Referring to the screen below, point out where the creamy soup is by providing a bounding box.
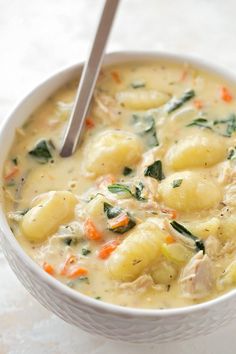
[4,60,236,309]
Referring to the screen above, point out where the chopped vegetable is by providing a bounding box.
[221,86,233,103]
[104,202,122,219]
[165,234,176,244]
[170,221,205,253]
[28,140,52,163]
[111,70,121,84]
[132,114,159,147]
[43,262,54,275]
[98,239,120,259]
[172,179,183,188]
[68,266,88,279]
[193,99,203,109]
[228,147,236,160]
[133,182,146,201]
[11,157,18,166]
[144,160,165,181]
[166,90,195,113]
[107,182,146,201]
[161,208,177,220]
[131,80,146,89]
[84,218,103,241]
[187,118,212,130]
[123,166,133,176]
[4,165,19,181]
[187,114,236,137]
[85,117,95,128]
[81,248,91,256]
[63,237,79,246]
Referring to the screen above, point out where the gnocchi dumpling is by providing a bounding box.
[116,90,169,110]
[184,217,220,239]
[165,133,227,170]
[219,215,236,241]
[158,171,221,211]
[84,130,143,176]
[21,191,77,242]
[107,220,166,281]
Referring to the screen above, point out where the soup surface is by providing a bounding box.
[4,60,236,309]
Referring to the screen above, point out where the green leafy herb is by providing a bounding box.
[81,248,91,256]
[11,157,18,166]
[228,147,236,160]
[144,160,165,181]
[166,89,195,113]
[186,118,212,129]
[132,114,159,147]
[170,221,205,253]
[131,80,146,89]
[28,140,53,163]
[103,202,136,234]
[123,166,133,176]
[104,202,123,219]
[63,237,78,246]
[67,276,90,288]
[213,114,236,137]
[107,184,132,196]
[95,296,101,300]
[172,179,183,188]
[134,182,146,201]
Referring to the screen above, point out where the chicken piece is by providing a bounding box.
[119,274,154,294]
[180,251,214,299]
[205,236,220,259]
[93,92,125,123]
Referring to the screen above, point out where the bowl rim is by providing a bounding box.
[1,50,236,318]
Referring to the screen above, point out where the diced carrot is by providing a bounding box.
[68,266,88,278]
[98,239,120,260]
[221,86,233,102]
[193,99,203,110]
[84,218,103,241]
[109,213,129,230]
[43,262,54,275]
[60,255,78,275]
[97,174,115,188]
[161,208,177,220]
[4,166,19,181]
[165,234,176,244]
[85,117,95,129]
[111,70,121,84]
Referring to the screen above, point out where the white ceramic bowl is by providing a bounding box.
[1,52,236,343]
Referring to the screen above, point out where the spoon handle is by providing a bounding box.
[60,0,120,157]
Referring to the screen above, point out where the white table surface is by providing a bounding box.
[1,0,236,352]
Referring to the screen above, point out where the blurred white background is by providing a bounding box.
[1,0,236,353]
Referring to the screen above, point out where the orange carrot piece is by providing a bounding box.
[165,235,176,244]
[85,117,95,129]
[60,255,78,275]
[221,86,233,102]
[43,262,54,275]
[109,213,129,230]
[193,99,203,110]
[4,166,19,181]
[98,240,120,260]
[111,70,121,84]
[84,218,103,241]
[68,266,88,278]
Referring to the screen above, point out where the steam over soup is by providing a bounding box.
[4,60,236,309]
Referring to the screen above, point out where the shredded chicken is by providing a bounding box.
[93,92,125,123]
[205,236,221,259]
[180,251,214,299]
[119,274,154,294]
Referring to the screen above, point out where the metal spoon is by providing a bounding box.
[60,0,120,157]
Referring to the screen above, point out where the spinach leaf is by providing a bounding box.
[186,118,212,129]
[213,114,236,137]
[170,221,205,253]
[228,147,236,160]
[132,114,159,147]
[81,248,91,256]
[134,182,146,201]
[123,166,133,176]
[172,179,183,188]
[144,160,165,181]
[104,202,123,219]
[12,157,18,166]
[107,184,132,196]
[28,140,52,163]
[166,90,195,113]
[63,236,79,246]
[131,80,146,89]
